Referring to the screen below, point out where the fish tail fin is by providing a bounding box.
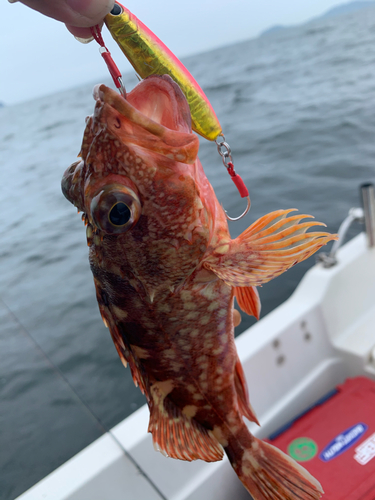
[225,433,323,500]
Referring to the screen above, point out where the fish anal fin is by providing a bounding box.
[148,383,224,462]
[234,286,261,320]
[205,209,338,287]
[234,356,260,425]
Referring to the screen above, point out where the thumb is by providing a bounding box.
[65,0,115,39]
[64,0,115,27]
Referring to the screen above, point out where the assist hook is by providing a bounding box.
[90,25,126,98]
[215,135,251,221]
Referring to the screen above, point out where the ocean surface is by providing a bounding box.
[1,5,375,499]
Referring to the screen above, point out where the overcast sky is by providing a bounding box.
[1,0,348,105]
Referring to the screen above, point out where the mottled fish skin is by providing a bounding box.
[62,75,332,499]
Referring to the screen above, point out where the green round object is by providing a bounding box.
[287,437,318,462]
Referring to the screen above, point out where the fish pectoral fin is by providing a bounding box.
[94,281,149,397]
[148,384,224,462]
[234,286,261,319]
[234,356,260,425]
[110,325,149,397]
[204,209,338,287]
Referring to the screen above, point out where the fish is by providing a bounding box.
[62,74,336,499]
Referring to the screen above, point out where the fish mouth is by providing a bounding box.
[93,75,199,164]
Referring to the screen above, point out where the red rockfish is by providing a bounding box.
[62,75,335,499]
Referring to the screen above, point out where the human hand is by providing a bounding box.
[10,0,115,39]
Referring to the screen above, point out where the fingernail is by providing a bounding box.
[8,0,19,3]
[74,36,94,44]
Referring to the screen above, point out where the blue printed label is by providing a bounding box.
[319,423,368,462]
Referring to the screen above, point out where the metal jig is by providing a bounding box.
[105,2,222,140]
[215,134,251,221]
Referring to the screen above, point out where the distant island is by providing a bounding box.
[321,0,375,17]
[261,25,285,37]
[260,0,375,36]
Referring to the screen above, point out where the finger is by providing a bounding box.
[65,24,97,40]
[16,0,114,27]
[64,0,115,27]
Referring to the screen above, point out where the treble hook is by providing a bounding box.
[215,134,251,221]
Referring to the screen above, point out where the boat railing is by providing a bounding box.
[318,182,375,268]
[361,182,375,247]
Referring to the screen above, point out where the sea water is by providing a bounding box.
[1,6,375,498]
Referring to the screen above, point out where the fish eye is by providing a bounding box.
[90,183,141,234]
[109,202,131,226]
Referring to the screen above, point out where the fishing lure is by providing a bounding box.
[104,2,222,142]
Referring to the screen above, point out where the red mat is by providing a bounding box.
[268,377,375,499]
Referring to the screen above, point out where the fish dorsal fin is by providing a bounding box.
[234,356,260,426]
[148,383,224,462]
[234,286,261,320]
[204,209,338,287]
